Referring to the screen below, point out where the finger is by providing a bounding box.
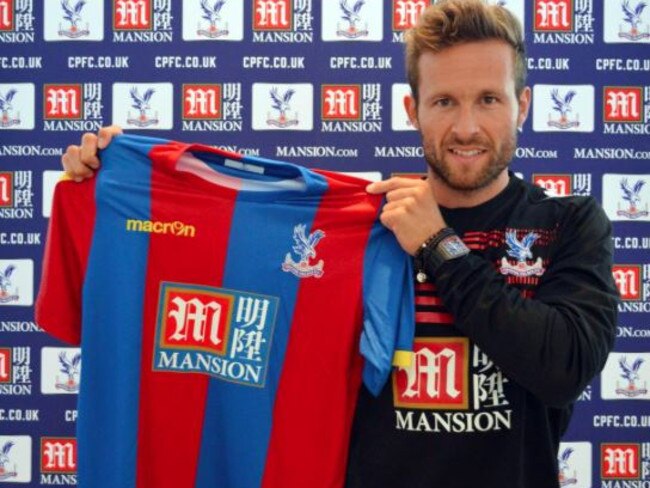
[62,146,94,181]
[80,133,101,169]
[385,186,422,203]
[382,197,417,214]
[97,125,123,149]
[367,177,421,194]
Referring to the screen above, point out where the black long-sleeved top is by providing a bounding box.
[346,175,618,488]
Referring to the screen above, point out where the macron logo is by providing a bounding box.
[125,219,196,237]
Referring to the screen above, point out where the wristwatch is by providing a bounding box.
[415,228,469,283]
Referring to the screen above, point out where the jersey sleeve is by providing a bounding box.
[35,175,97,345]
[430,197,618,407]
[360,222,415,396]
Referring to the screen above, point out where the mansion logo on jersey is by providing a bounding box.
[557,442,591,488]
[154,282,279,387]
[612,264,650,313]
[0,346,32,396]
[182,83,243,132]
[533,0,594,44]
[112,83,173,130]
[43,83,103,131]
[252,83,313,131]
[321,0,383,41]
[0,83,34,130]
[0,0,34,43]
[602,174,650,222]
[40,437,77,485]
[0,171,33,220]
[393,338,513,434]
[532,85,594,132]
[391,0,427,42]
[603,86,650,135]
[182,0,244,41]
[112,0,173,42]
[321,84,382,132]
[252,0,314,43]
[44,0,104,41]
[601,352,650,400]
[0,436,32,482]
[600,443,650,482]
[604,0,650,43]
[533,173,592,196]
[40,348,82,395]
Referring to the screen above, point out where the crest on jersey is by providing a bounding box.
[615,356,648,397]
[499,231,545,277]
[282,224,325,278]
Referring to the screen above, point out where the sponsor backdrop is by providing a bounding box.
[0,0,648,485]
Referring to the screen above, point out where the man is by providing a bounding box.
[62,1,617,487]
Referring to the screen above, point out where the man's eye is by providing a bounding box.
[483,96,497,104]
[435,98,451,107]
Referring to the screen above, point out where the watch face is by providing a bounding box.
[439,235,469,259]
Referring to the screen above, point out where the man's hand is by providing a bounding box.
[367,177,447,255]
[61,125,123,181]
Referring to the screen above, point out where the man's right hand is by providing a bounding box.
[61,125,123,181]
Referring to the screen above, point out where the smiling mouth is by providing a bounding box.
[449,148,487,157]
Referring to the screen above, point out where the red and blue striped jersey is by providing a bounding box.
[36,134,414,488]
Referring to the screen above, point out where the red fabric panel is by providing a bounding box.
[261,176,380,488]
[35,177,97,345]
[135,144,238,488]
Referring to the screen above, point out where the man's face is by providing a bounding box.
[406,40,530,193]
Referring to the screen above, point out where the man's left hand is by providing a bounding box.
[367,177,447,255]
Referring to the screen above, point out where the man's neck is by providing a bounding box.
[429,169,510,209]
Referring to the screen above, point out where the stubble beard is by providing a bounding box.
[423,130,518,193]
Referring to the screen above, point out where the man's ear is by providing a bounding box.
[517,86,531,130]
[404,93,419,129]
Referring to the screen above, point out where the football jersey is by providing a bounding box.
[36,134,414,488]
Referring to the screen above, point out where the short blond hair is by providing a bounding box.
[405,0,526,102]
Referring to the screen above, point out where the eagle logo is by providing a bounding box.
[282,224,326,278]
[0,265,19,303]
[59,0,90,38]
[558,447,578,486]
[126,87,159,127]
[500,230,545,277]
[337,0,369,38]
[0,89,20,128]
[615,356,648,397]
[620,0,649,39]
[198,0,229,38]
[548,89,580,129]
[0,441,18,480]
[267,87,299,127]
[617,178,648,218]
[55,351,82,392]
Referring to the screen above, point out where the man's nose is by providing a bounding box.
[451,106,480,142]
